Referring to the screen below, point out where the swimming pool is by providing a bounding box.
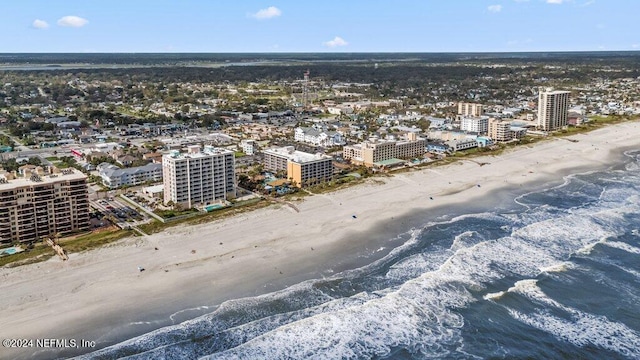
[204,204,224,212]
[0,246,23,256]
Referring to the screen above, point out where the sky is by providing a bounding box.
[2,0,638,53]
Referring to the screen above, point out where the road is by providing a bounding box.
[0,129,31,152]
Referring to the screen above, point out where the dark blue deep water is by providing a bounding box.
[83,151,640,359]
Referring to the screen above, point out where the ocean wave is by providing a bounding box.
[83,151,640,359]
[507,282,640,358]
[602,241,640,255]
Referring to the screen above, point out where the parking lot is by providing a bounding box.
[90,197,149,229]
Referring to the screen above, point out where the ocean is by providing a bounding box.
[80,150,640,360]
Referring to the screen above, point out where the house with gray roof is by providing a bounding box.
[294,127,345,147]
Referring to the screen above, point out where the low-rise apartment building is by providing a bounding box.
[342,133,426,167]
[99,163,163,189]
[488,118,514,142]
[294,127,345,147]
[263,146,333,187]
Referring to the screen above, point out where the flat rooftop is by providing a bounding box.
[264,147,331,164]
[164,147,234,161]
[0,169,86,191]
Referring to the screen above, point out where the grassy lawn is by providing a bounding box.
[0,228,132,268]
[139,198,270,234]
[54,162,72,169]
[60,228,133,253]
[153,208,200,219]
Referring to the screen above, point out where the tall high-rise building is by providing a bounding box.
[162,145,235,209]
[537,88,570,131]
[0,167,90,244]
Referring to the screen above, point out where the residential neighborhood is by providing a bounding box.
[1,53,639,246]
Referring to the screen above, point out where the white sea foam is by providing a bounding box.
[507,282,640,358]
[539,262,571,273]
[507,279,538,294]
[451,231,479,251]
[576,237,607,255]
[614,265,640,282]
[169,305,212,323]
[82,160,640,359]
[602,241,640,255]
[205,287,468,359]
[483,291,506,301]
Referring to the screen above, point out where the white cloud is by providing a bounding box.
[32,19,49,29]
[488,5,502,12]
[580,0,595,6]
[250,6,282,19]
[57,15,89,27]
[632,44,639,49]
[546,0,564,4]
[323,36,348,48]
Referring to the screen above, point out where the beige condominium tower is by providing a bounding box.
[263,146,333,187]
[538,88,570,131]
[0,167,90,244]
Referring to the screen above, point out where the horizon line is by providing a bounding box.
[1,50,640,55]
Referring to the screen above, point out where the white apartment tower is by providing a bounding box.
[460,116,489,134]
[163,145,235,209]
[538,88,570,131]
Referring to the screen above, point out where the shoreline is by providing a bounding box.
[1,121,639,359]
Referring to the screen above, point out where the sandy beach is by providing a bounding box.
[1,121,639,359]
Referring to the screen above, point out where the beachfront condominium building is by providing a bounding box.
[343,133,426,167]
[99,163,163,189]
[263,146,333,187]
[162,145,235,209]
[0,167,90,245]
[538,88,570,131]
[460,116,489,135]
[488,118,513,142]
[458,102,484,117]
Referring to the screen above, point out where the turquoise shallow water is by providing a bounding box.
[1,247,19,255]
